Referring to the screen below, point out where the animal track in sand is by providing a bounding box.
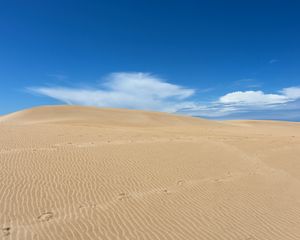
[37,212,54,222]
[78,203,97,210]
[176,180,185,186]
[1,227,10,237]
[118,192,130,200]
[162,189,171,194]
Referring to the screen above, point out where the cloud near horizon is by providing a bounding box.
[28,72,300,120]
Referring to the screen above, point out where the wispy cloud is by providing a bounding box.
[219,90,289,105]
[29,72,196,113]
[28,72,300,120]
[185,87,300,118]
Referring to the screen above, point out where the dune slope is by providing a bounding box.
[1,106,300,240]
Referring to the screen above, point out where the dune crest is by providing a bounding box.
[0,105,214,127]
[1,105,300,240]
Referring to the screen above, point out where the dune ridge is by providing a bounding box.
[0,105,214,127]
[1,106,300,240]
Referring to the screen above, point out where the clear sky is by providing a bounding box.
[1,0,300,120]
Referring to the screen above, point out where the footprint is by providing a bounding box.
[177,180,185,186]
[118,192,129,200]
[38,212,54,222]
[2,227,10,237]
[162,189,171,194]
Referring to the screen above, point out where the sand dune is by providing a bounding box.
[1,106,300,240]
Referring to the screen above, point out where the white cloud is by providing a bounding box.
[218,87,300,107]
[281,87,300,99]
[219,90,289,105]
[29,72,196,113]
[28,72,300,120]
[104,72,195,100]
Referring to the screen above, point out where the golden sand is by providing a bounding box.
[1,106,300,239]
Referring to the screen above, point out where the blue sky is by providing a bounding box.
[1,0,300,120]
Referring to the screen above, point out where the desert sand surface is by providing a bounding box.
[1,105,300,240]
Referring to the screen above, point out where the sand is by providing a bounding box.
[1,105,300,240]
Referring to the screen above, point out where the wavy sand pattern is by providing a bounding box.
[1,106,300,239]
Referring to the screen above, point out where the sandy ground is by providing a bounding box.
[1,105,300,240]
